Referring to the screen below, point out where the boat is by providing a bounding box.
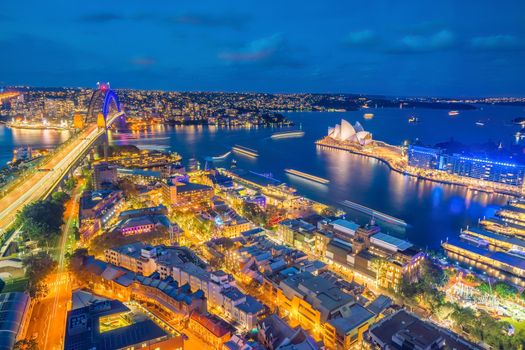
[271,130,305,139]
[364,113,374,120]
[475,121,485,127]
[408,116,419,123]
[340,200,407,227]
[205,151,231,161]
[448,110,459,116]
[232,145,258,158]
[284,169,330,184]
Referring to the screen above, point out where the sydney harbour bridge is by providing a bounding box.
[0,83,126,238]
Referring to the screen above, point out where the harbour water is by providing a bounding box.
[0,125,71,166]
[2,104,525,249]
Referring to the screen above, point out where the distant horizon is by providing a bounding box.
[3,83,525,101]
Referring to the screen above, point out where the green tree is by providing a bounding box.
[23,252,57,298]
[14,338,39,350]
[477,282,492,295]
[51,191,70,204]
[16,199,65,244]
[493,282,517,299]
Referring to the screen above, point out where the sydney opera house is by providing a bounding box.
[327,119,373,146]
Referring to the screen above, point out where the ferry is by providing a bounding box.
[363,113,374,120]
[284,169,330,184]
[271,130,305,139]
[408,116,419,123]
[232,145,258,158]
[448,110,460,116]
[341,200,408,227]
[205,151,231,161]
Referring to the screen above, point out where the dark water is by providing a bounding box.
[0,125,71,166]
[107,105,525,250]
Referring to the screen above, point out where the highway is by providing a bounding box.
[0,112,122,235]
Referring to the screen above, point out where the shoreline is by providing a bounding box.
[315,138,520,197]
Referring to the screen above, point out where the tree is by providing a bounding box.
[242,202,267,227]
[477,282,492,295]
[16,199,65,244]
[51,191,70,204]
[23,252,57,298]
[14,339,39,350]
[493,282,517,299]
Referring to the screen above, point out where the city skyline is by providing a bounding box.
[1,1,525,97]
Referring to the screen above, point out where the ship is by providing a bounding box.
[284,169,330,184]
[271,130,305,139]
[232,145,258,158]
[204,151,231,161]
[340,199,407,227]
[363,113,374,120]
[475,121,485,127]
[448,110,460,116]
[408,116,419,123]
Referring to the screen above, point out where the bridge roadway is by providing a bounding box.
[0,112,123,236]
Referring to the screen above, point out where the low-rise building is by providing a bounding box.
[0,292,31,350]
[64,291,184,350]
[368,309,480,350]
[162,180,214,208]
[189,312,235,349]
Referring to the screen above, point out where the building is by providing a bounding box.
[64,291,184,350]
[78,190,124,240]
[368,309,480,350]
[0,292,31,350]
[162,180,214,208]
[407,145,443,169]
[105,242,159,276]
[324,222,425,290]
[277,219,317,252]
[118,214,175,236]
[118,205,168,220]
[257,314,321,350]
[324,303,375,350]
[93,162,118,190]
[327,119,372,146]
[277,271,355,340]
[188,312,235,348]
[407,145,525,187]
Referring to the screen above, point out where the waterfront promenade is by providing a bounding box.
[315,137,523,197]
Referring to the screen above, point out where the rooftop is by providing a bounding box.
[371,232,413,251]
[327,304,374,335]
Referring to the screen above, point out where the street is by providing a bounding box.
[25,185,82,349]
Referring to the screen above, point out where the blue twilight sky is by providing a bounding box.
[1,0,524,97]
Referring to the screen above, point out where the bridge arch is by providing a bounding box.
[86,84,122,127]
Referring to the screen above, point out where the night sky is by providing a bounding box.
[1,1,524,97]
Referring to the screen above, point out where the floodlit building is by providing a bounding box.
[327,119,372,146]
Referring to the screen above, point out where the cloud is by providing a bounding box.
[218,34,306,70]
[343,30,378,47]
[78,12,124,23]
[167,13,251,30]
[390,30,456,53]
[470,35,522,51]
[131,57,156,66]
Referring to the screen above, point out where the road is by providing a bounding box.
[0,112,122,235]
[26,187,82,350]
